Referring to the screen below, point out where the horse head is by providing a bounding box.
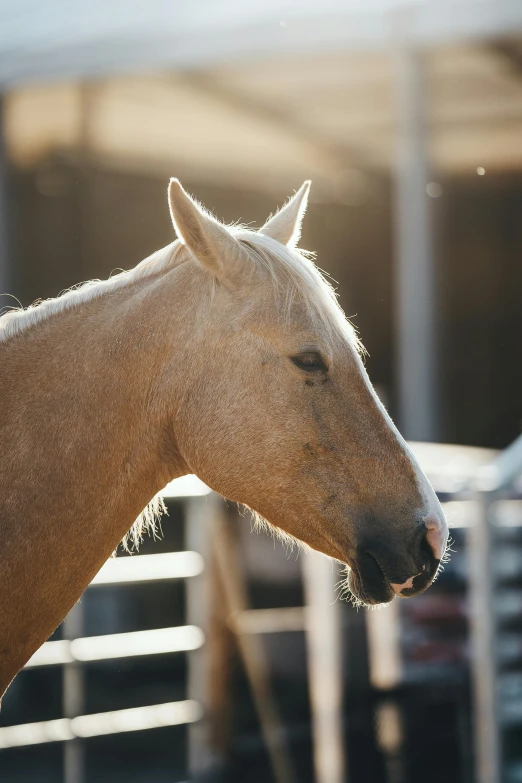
[166,179,448,605]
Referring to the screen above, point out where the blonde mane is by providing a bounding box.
[0,241,182,344]
[0,228,360,352]
[0,224,362,550]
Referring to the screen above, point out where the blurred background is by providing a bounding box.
[1,1,522,782]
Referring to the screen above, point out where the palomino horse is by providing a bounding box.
[0,179,447,698]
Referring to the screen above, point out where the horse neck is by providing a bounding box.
[0,266,192,691]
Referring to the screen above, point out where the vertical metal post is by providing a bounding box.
[0,94,11,301]
[468,495,500,783]
[366,599,402,691]
[366,574,405,782]
[186,494,217,779]
[302,554,345,783]
[62,601,85,783]
[394,49,438,441]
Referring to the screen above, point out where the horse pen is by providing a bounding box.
[0,443,521,783]
[2,3,522,783]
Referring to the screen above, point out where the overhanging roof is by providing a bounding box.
[1,1,522,88]
[7,43,522,192]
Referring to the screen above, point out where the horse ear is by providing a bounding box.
[260,180,311,247]
[168,178,250,285]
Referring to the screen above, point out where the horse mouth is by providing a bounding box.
[347,545,441,606]
[347,554,395,606]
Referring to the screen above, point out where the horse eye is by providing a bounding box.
[291,352,327,372]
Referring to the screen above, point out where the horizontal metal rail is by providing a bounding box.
[1,490,214,782]
[25,625,204,668]
[0,700,202,750]
[91,551,204,586]
[228,607,307,635]
[474,434,522,492]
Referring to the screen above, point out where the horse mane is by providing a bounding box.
[0,223,362,550]
[0,227,361,352]
[0,241,184,343]
[122,494,167,553]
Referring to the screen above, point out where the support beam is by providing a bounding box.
[394,49,438,441]
[0,95,11,305]
[181,73,386,196]
[490,40,522,80]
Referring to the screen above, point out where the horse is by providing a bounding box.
[0,178,448,698]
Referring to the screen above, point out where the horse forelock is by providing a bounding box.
[234,229,364,354]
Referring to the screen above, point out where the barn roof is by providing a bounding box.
[3,1,522,191]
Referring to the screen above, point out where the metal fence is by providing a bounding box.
[0,477,345,783]
[0,478,212,783]
[1,436,522,783]
[466,435,522,783]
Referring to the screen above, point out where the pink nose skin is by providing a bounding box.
[424,512,448,561]
[390,574,418,594]
[389,513,448,596]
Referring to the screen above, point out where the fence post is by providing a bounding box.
[302,553,345,783]
[62,601,85,783]
[185,493,221,780]
[468,494,500,783]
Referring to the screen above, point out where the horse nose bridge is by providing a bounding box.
[369,449,428,510]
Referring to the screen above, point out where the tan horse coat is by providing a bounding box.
[0,180,447,697]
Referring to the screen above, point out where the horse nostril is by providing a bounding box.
[390,529,440,597]
[354,552,396,605]
[419,530,438,581]
[424,512,448,561]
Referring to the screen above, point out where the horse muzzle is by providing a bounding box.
[347,513,447,606]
